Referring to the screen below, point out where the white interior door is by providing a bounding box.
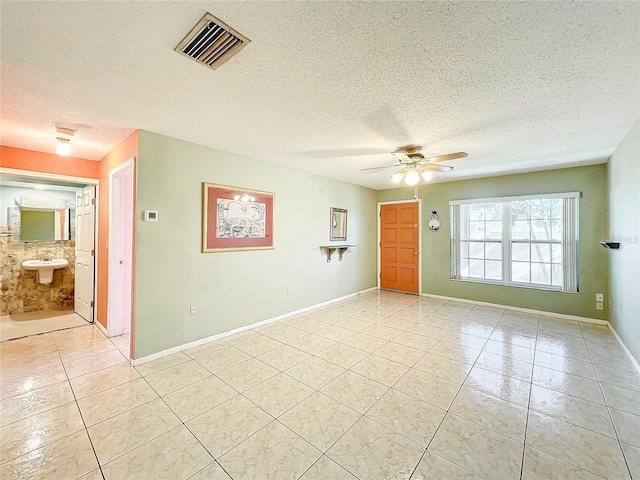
[108,160,134,337]
[75,186,96,321]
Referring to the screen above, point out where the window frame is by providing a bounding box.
[450,192,580,293]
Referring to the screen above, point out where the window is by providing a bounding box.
[450,193,580,293]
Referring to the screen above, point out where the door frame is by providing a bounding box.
[107,157,135,337]
[377,199,422,294]
[0,167,100,323]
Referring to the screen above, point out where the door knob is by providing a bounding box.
[119,260,124,265]
[414,251,418,256]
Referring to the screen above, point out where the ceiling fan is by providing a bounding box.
[360,145,468,186]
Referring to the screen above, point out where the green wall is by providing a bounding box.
[377,164,609,320]
[607,120,639,363]
[135,131,378,358]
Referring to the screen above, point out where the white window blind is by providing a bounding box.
[450,193,580,293]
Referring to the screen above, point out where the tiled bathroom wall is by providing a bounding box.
[0,231,75,315]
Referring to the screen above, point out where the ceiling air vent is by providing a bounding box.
[175,13,250,70]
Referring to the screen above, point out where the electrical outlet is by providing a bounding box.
[596,302,604,311]
[596,293,604,302]
[190,304,197,315]
[287,286,292,294]
[432,273,438,280]
[304,282,309,290]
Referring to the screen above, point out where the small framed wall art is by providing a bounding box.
[330,207,347,241]
[202,183,274,252]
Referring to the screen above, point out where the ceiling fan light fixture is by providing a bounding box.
[390,172,403,184]
[421,170,434,182]
[404,169,420,186]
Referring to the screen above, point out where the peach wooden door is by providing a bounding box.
[380,202,419,293]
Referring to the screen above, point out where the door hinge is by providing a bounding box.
[91,198,96,205]
[91,249,96,256]
[379,241,381,247]
[90,301,94,307]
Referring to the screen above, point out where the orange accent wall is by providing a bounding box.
[96,131,138,335]
[0,145,100,178]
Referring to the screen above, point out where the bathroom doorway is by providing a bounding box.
[0,168,99,341]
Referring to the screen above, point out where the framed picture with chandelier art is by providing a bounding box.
[202,183,275,252]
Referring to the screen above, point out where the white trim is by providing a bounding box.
[94,319,108,336]
[0,167,99,185]
[109,157,134,177]
[449,191,581,205]
[377,200,422,294]
[420,292,608,325]
[131,286,377,366]
[1,180,82,192]
[107,158,135,337]
[92,185,99,325]
[608,324,640,375]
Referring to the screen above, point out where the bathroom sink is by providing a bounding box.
[22,259,69,284]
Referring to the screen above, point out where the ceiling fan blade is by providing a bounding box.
[423,152,468,163]
[359,164,398,172]
[424,164,454,172]
[391,151,411,163]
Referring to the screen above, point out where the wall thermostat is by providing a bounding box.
[144,210,159,222]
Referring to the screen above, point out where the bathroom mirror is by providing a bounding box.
[18,208,72,241]
[330,207,347,241]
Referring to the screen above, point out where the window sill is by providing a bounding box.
[450,277,578,294]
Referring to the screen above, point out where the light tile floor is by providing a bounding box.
[0,290,638,479]
[0,308,88,342]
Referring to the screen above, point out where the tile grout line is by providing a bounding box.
[525,321,616,479]
[519,312,540,480]
[581,321,636,480]
[8,293,632,479]
[135,297,413,479]
[412,304,505,478]
[221,294,429,479]
[406,304,505,480]
[130,361,230,479]
[58,332,107,480]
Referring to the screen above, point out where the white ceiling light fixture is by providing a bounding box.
[55,127,75,156]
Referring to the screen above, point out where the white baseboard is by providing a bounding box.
[94,319,108,336]
[607,324,640,375]
[131,286,378,366]
[419,292,608,325]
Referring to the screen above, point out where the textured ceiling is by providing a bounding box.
[1,1,638,190]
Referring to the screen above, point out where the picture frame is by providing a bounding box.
[330,207,347,241]
[202,183,275,252]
